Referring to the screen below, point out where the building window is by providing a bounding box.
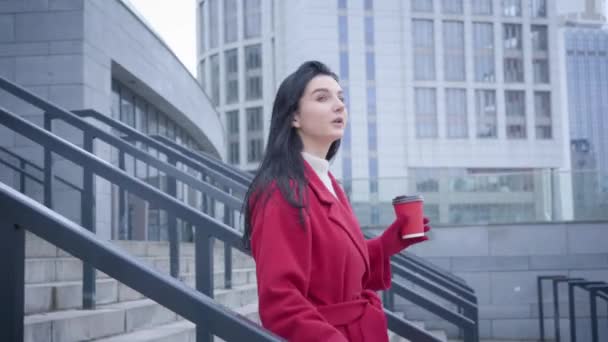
[504,58,524,82]
[224,0,238,43]
[442,0,462,14]
[475,90,497,138]
[531,25,548,51]
[532,25,549,83]
[505,90,526,139]
[198,2,205,52]
[210,54,220,106]
[503,24,522,50]
[225,49,239,104]
[472,0,493,15]
[412,168,440,192]
[473,22,495,82]
[412,0,433,13]
[535,91,551,139]
[446,88,468,138]
[413,20,435,81]
[533,59,549,83]
[504,24,523,83]
[245,44,263,100]
[502,0,521,17]
[199,59,206,92]
[246,107,264,162]
[244,0,261,39]
[443,21,465,81]
[415,88,438,138]
[530,0,547,18]
[208,0,219,48]
[226,110,240,164]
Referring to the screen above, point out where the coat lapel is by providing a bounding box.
[304,161,370,273]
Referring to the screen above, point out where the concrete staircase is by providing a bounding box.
[23,232,258,342]
[24,232,451,341]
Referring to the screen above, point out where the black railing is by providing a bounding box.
[0,104,257,341]
[0,182,281,342]
[537,275,608,342]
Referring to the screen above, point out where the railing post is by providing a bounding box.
[196,231,214,342]
[167,156,180,278]
[0,220,25,342]
[537,275,566,341]
[43,114,53,208]
[19,159,26,193]
[82,132,96,309]
[590,288,598,342]
[224,186,233,289]
[118,150,127,239]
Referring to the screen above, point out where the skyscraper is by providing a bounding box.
[197,0,574,224]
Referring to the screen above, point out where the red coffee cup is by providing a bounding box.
[392,195,425,239]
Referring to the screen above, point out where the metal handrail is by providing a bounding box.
[402,250,469,287]
[0,182,281,342]
[152,134,253,185]
[0,105,247,341]
[384,310,443,342]
[568,280,606,342]
[0,146,82,193]
[72,109,248,196]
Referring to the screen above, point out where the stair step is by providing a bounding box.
[93,303,260,342]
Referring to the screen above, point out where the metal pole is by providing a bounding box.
[538,276,545,341]
[196,231,214,342]
[0,221,25,342]
[43,114,53,208]
[167,156,180,278]
[590,289,598,342]
[553,279,561,342]
[82,132,96,309]
[223,188,233,289]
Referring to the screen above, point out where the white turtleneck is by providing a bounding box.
[301,152,337,198]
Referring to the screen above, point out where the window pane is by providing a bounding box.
[412,0,433,12]
[531,25,548,52]
[530,0,547,18]
[415,88,438,138]
[535,91,551,139]
[504,58,524,82]
[225,49,239,104]
[224,0,238,43]
[199,2,205,52]
[443,21,465,81]
[505,90,526,139]
[475,90,497,138]
[413,20,435,80]
[246,107,264,163]
[209,0,219,48]
[502,0,521,17]
[446,88,468,138]
[533,59,549,83]
[210,54,220,106]
[442,0,462,14]
[245,44,263,100]
[473,22,495,82]
[472,0,493,15]
[244,0,261,39]
[503,24,522,50]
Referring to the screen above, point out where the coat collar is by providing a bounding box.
[303,160,370,273]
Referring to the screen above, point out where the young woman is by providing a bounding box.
[243,61,430,342]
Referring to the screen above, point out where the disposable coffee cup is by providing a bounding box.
[392,195,425,239]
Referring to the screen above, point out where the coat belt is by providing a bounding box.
[316,290,383,327]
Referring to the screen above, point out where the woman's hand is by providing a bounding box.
[379,216,431,256]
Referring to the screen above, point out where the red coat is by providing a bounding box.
[250,161,392,341]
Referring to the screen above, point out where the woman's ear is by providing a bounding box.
[292,112,301,128]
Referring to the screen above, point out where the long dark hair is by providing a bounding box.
[242,61,341,249]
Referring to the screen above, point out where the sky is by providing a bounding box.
[128,0,197,76]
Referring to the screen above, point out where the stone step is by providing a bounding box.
[24,268,257,314]
[24,284,258,342]
[25,233,241,259]
[93,304,260,342]
[25,253,254,284]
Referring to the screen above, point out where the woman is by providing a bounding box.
[243,61,430,342]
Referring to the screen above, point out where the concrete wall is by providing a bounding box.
[0,0,223,239]
[369,221,608,340]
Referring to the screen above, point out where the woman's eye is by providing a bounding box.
[338,97,345,102]
[317,95,327,102]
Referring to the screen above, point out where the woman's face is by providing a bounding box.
[292,75,347,147]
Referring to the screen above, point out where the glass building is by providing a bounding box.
[197,0,573,225]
